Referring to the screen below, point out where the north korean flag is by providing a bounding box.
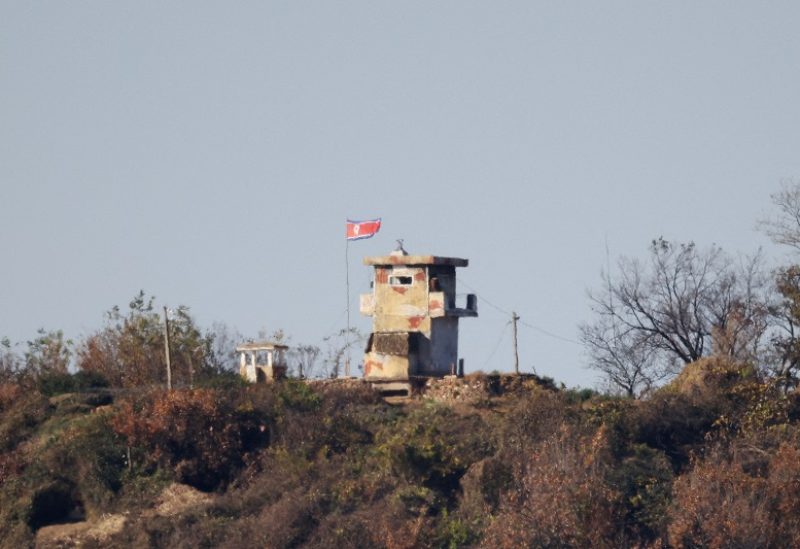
[346,218,381,241]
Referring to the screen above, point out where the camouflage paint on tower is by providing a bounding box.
[360,246,477,394]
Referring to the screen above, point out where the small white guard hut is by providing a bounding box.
[236,341,289,382]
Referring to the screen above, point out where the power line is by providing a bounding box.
[458,278,511,316]
[458,277,582,346]
[323,308,349,338]
[518,319,582,345]
[483,321,510,369]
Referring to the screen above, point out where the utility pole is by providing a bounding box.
[512,311,520,375]
[188,353,194,390]
[163,306,172,390]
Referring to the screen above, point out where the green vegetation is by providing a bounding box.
[2,361,800,547]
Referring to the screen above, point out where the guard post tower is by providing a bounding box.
[360,244,477,396]
[236,341,288,383]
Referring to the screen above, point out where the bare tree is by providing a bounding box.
[759,183,800,252]
[257,328,289,344]
[580,313,665,398]
[765,266,800,390]
[582,239,770,395]
[322,327,364,378]
[291,344,321,378]
[206,321,243,373]
[757,183,800,388]
[708,251,772,362]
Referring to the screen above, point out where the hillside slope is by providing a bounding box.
[2,363,800,548]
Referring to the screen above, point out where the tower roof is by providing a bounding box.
[363,254,468,267]
[236,341,289,352]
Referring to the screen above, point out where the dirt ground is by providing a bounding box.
[34,483,212,548]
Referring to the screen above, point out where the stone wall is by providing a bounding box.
[421,373,556,403]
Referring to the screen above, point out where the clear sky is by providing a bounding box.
[2,2,799,387]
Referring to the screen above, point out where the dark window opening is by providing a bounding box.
[389,275,413,286]
[380,388,410,398]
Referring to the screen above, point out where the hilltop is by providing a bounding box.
[2,359,800,548]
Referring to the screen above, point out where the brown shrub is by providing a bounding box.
[374,403,493,497]
[0,391,50,453]
[482,425,623,548]
[111,388,270,491]
[272,382,383,460]
[458,457,513,517]
[0,383,21,413]
[667,356,758,400]
[0,448,24,484]
[222,485,321,548]
[668,443,800,548]
[498,387,574,455]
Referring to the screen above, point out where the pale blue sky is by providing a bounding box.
[2,2,798,387]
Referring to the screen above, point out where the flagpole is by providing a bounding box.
[344,218,380,378]
[345,237,350,378]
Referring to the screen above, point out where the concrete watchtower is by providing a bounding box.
[359,246,477,395]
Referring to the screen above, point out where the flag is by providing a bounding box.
[346,218,381,241]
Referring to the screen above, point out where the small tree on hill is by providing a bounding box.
[0,337,21,383]
[24,329,72,377]
[77,291,212,388]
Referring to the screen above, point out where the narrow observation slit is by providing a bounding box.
[389,275,413,286]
